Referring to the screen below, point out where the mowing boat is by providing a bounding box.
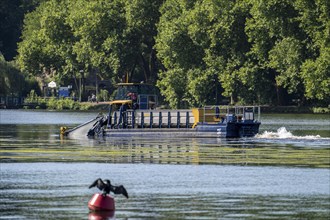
[64,83,261,138]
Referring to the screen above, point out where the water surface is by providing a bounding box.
[1,163,329,219]
[0,109,329,219]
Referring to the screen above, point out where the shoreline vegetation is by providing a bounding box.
[1,91,328,113]
[1,97,328,114]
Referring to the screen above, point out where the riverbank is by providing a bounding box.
[261,106,329,114]
[1,100,329,113]
[51,103,330,114]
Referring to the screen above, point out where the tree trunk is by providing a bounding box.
[276,84,280,106]
[149,49,156,83]
[129,57,138,82]
[230,91,237,105]
[140,54,150,83]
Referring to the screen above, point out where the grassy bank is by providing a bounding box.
[22,101,329,113]
[23,97,109,111]
[257,106,329,114]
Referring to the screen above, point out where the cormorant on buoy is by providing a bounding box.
[89,178,129,198]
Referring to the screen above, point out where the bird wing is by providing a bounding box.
[89,178,105,191]
[112,185,129,198]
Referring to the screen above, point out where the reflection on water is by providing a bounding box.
[1,128,329,167]
[89,211,115,220]
[1,110,330,219]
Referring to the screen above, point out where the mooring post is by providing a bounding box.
[107,106,112,128]
[124,111,128,128]
[132,111,135,128]
[168,112,171,128]
[159,112,162,128]
[141,112,144,128]
[150,112,153,128]
[114,112,117,126]
[177,111,180,128]
[186,111,189,128]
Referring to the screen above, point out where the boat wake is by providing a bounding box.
[253,127,330,147]
[255,127,323,140]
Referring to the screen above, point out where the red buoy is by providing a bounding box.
[88,193,115,211]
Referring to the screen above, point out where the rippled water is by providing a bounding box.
[1,163,329,219]
[0,109,330,219]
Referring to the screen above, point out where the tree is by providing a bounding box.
[155,0,252,106]
[67,0,125,78]
[202,1,252,104]
[246,0,330,105]
[156,68,188,109]
[0,0,46,61]
[17,0,74,80]
[301,47,330,101]
[13,0,330,107]
[0,0,23,61]
[0,54,28,97]
[268,37,303,94]
[17,0,165,90]
[245,0,304,105]
[124,0,164,83]
[155,0,205,108]
[295,0,330,102]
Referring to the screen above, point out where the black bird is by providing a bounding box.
[89,178,129,198]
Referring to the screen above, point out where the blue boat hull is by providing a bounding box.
[196,122,260,138]
[101,122,260,138]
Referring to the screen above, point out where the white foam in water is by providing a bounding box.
[256,127,322,140]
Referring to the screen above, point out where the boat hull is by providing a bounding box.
[103,122,261,138]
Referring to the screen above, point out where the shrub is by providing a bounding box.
[46,97,58,110]
[80,102,93,110]
[24,91,89,110]
[312,107,330,114]
[25,90,38,103]
[98,89,109,102]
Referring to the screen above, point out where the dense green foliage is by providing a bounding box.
[1,0,329,108]
[155,0,329,107]
[0,0,45,60]
[16,0,163,86]
[24,90,93,110]
[0,54,35,97]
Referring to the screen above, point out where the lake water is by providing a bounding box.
[0,109,329,219]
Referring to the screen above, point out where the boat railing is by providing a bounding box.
[106,105,260,129]
[198,105,260,124]
[107,109,195,129]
